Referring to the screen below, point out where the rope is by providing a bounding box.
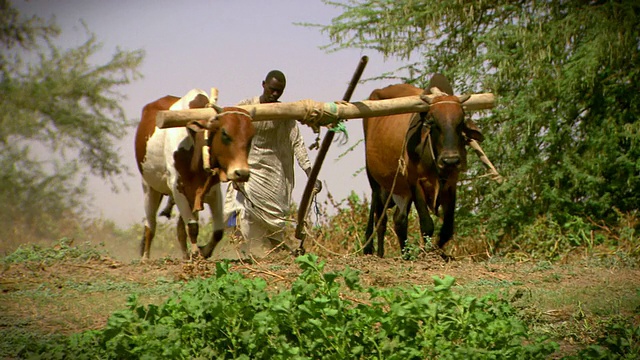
[298,99,341,133]
[328,121,348,137]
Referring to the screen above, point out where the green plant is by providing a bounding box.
[20,254,558,359]
[1,238,104,265]
[564,318,640,359]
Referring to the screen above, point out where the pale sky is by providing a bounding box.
[15,0,409,227]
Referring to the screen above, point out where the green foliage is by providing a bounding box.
[313,0,640,252]
[314,191,376,254]
[564,318,640,360]
[20,254,557,359]
[312,191,638,262]
[1,237,103,265]
[0,1,144,240]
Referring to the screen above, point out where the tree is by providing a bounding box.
[315,0,640,251]
[0,0,144,240]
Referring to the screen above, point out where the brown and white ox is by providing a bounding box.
[362,74,484,260]
[135,89,255,260]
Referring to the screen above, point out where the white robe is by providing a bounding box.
[224,96,312,239]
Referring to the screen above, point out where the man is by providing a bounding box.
[223,70,321,258]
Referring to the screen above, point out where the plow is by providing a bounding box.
[155,58,496,254]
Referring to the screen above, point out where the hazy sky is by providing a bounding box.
[15,0,409,227]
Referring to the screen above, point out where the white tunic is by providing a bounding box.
[224,96,312,236]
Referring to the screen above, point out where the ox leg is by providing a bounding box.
[375,188,393,257]
[365,169,391,257]
[375,208,388,258]
[363,198,377,255]
[177,216,200,260]
[159,196,175,219]
[176,216,189,260]
[413,184,435,252]
[172,190,201,260]
[364,172,378,255]
[364,186,387,256]
[392,197,411,258]
[437,190,457,261]
[187,220,200,259]
[364,195,386,256]
[199,184,224,258]
[141,185,163,261]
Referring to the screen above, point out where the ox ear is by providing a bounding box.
[186,120,208,134]
[463,119,484,143]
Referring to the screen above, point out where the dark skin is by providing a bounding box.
[260,77,286,104]
[257,75,322,192]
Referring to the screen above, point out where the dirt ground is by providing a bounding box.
[1,241,639,357]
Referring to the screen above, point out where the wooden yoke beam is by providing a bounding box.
[156,92,495,129]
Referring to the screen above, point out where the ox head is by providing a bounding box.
[421,94,484,173]
[185,106,255,182]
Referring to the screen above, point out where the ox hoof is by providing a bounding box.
[441,254,454,262]
[198,244,215,259]
[436,250,454,262]
[291,247,305,257]
[183,251,202,262]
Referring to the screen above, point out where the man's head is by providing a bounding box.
[260,70,286,103]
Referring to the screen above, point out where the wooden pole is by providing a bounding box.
[295,55,369,251]
[156,92,495,129]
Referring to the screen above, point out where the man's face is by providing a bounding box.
[261,77,285,103]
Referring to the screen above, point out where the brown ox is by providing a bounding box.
[135,89,255,260]
[362,74,483,260]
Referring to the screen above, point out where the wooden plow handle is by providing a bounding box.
[294,55,369,253]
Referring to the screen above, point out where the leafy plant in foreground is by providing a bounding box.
[21,254,557,359]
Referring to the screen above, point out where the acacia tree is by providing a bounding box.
[317,0,640,250]
[0,1,143,238]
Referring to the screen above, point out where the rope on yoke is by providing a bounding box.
[298,99,341,133]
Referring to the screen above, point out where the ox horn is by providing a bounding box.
[421,86,448,105]
[210,103,224,114]
[457,94,471,103]
[429,87,448,96]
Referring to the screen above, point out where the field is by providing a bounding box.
[1,230,639,358]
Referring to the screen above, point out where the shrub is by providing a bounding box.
[21,254,557,359]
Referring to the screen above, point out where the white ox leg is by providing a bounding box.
[141,182,163,261]
[172,189,200,260]
[200,183,224,258]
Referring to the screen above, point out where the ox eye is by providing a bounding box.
[221,128,231,145]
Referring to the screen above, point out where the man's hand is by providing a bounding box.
[313,178,323,193]
[305,168,323,193]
